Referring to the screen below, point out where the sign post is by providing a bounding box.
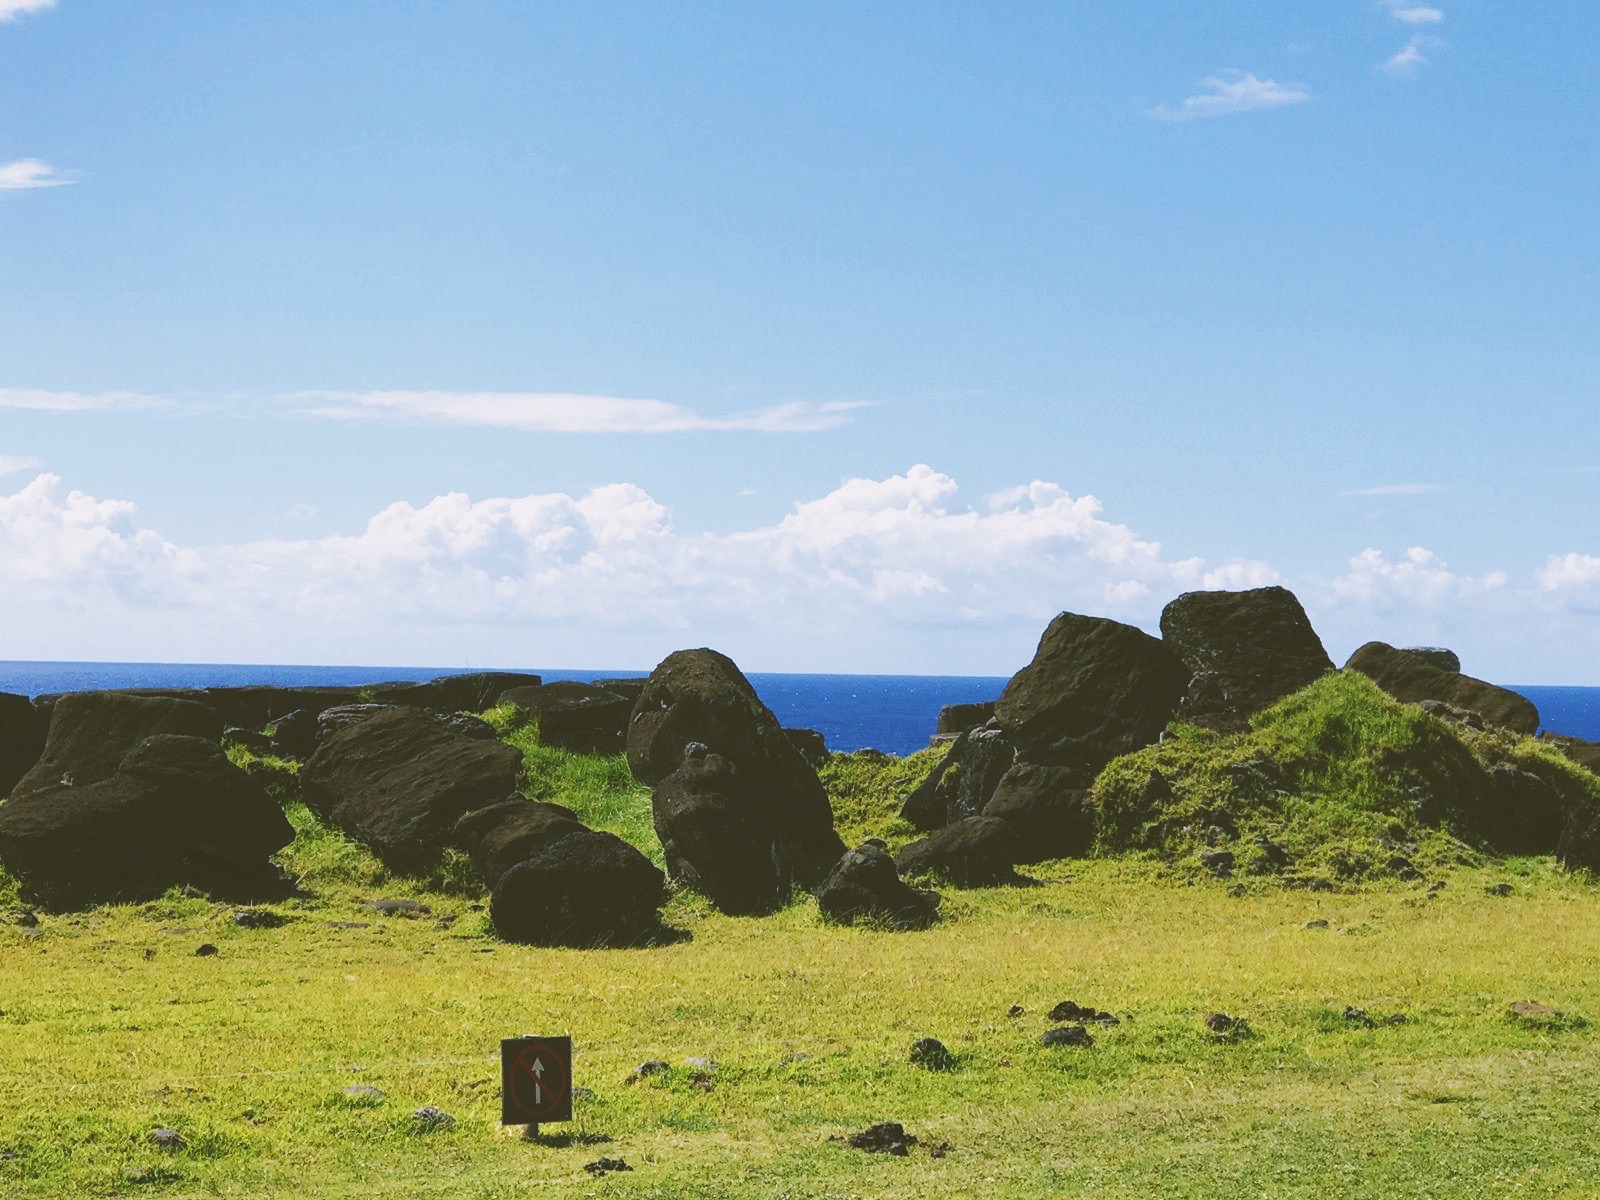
[500,1035,574,1137]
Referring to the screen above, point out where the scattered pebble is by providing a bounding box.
[194,944,219,957]
[841,1121,918,1156]
[146,1128,185,1151]
[1343,1006,1376,1028]
[909,1037,955,1071]
[1427,880,1447,893]
[1308,880,1334,893]
[1304,919,1329,930]
[1488,882,1514,897]
[1048,1000,1119,1024]
[1039,1024,1094,1048]
[6,909,38,928]
[584,1156,632,1176]
[1509,1000,1563,1021]
[343,1085,386,1100]
[1006,1003,1025,1018]
[141,947,156,960]
[326,921,370,930]
[411,1106,455,1132]
[1204,1012,1251,1039]
[628,1060,670,1083]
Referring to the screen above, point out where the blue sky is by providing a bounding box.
[2,0,1597,681]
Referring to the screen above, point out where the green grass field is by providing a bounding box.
[5,706,1600,1197]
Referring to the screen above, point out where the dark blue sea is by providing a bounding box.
[1,662,1595,756]
[0,661,1012,757]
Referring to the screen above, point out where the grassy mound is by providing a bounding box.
[1091,671,1600,882]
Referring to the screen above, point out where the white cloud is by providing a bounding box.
[0,388,166,411]
[1382,2,1444,26]
[1329,546,1507,607]
[1149,70,1310,122]
[1341,482,1443,497]
[0,159,75,190]
[8,468,1599,680]
[1537,553,1600,594]
[296,390,869,434]
[0,466,1277,668]
[1381,36,1434,75]
[0,0,55,22]
[0,454,41,476]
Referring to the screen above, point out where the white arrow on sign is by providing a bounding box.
[530,1057,545,1105]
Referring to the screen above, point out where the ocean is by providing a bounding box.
[1,661,1596,757]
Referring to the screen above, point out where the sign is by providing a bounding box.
[500,1035,573,1126]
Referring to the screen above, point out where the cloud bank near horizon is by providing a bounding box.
[1,466,1593,680]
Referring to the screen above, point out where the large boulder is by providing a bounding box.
[490,829,666,947]
[629,649,844,901]
[12,691,222,798]
[900,725,1015,830]
[300,706,522,874]
[935,701,997,737]
[993,613,1189,783]
[895,816,1021,887]
[0,733,293,905]
[0,692,46,797]
[1483,765,1566,855]
[451,797,588,889]
[1160,586,1334,724]
[1344,643,1539,735]
[499,682,633,754]
[1558,804,1600,874]
[650,746,792,915]
[816,842,939,928]
[982,762,1096,862]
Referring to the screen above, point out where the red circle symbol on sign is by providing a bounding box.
[508,1045,569,1120]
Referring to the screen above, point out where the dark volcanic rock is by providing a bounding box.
[815,842,939,928]
[909,1037,955,1070]
[900,725,1015,830]
[13,691,222,799]
[451,798,587,889]
[1557,804,1600,874]
[981,762,1094,861]
[845,1121,918,1155]
[1160,586,1334,722]
[498,682,634,754]
[0,691,46,797]
[993,612,1188,783]
[1344,642,1539,734]
[1483,765,1565,855]
[301,706,522,874]
[425,671,545,713]
[935,701,997,737]
[783,727,829,768]
[630,649,844,902]
[0,733,292,905]
[649,747,790,914]
[1403,647,1461,674]
[895,816,1020,887]
[489,829,666,946]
